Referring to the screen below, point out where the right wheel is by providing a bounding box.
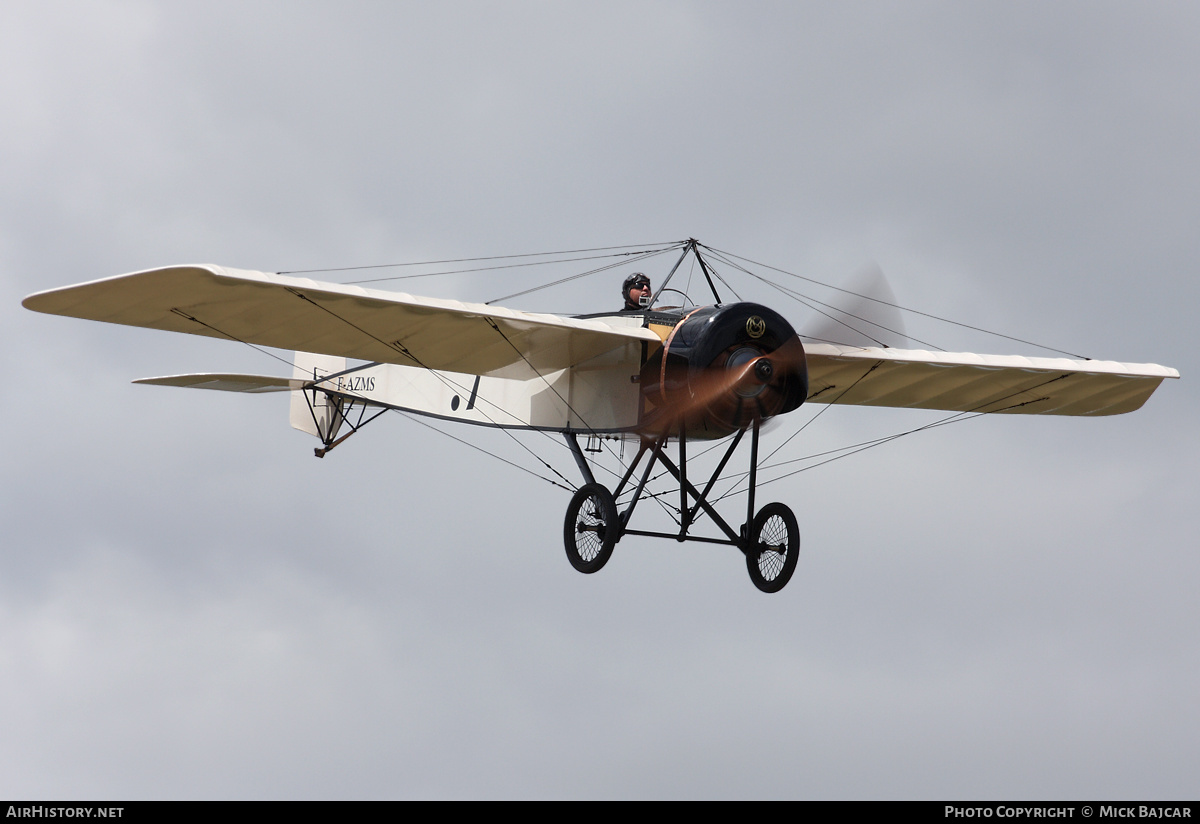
[745,502,799,593]
[564,482,618,574]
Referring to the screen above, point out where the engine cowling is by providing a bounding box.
[638,302,808,439]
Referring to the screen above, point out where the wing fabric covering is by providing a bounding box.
[804,344,1179,416]
[22,265,661,378]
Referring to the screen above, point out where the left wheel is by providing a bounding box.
[745,502,799,593]
[564,482,619,574]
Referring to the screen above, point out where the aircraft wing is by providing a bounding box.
[803,344,1179,416]
[23,265,661,377]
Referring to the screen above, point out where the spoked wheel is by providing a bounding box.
[564,482,619,574]
[745,502,799,593]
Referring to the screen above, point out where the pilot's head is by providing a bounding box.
[622,272,651,310]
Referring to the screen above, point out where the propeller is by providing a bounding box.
[649,335,807,437]
[803,262,908,349]
[633,265,908,440]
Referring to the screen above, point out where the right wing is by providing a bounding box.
[804,344,1178,416]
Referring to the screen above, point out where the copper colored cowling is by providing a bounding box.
[638,303,807,439]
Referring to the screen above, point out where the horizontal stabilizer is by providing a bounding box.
[134,373,300,393]
[804,344,1179,416]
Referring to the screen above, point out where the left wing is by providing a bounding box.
[23,264,661,377]
[804,344,1178,416]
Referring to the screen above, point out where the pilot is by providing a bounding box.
[622,272,651,311]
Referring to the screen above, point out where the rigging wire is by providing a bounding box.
[278,241,679,276]
[710,413,983,499]
[395,411,573,491]
[484,244,683,305]
[167,308,299,371]
[347,248,678,286]
[709,374,1071,502]
[699,246,926,349]
[701,243,1089,359]
[752,394,1051,489]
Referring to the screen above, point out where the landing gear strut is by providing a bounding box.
[561,420,800,593]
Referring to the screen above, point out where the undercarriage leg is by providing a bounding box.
[564,433,596,486]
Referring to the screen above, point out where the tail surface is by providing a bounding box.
[290,352,347,442]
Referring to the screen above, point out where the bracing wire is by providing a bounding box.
[395,411,573,491]
[698,246,928,349]
[485,244,684,305]
[707,373,1071,503]
[349,248,677,287]
[279,241,680,277]
[701,243,1089,359]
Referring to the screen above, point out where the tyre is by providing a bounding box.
[745,502,799,593]
[564,483,618,574]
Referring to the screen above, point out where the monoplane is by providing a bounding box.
[22,239,1178,593]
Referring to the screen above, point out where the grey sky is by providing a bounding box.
[2,1,1196,799]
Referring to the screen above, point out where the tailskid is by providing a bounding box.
[290,352,389,457]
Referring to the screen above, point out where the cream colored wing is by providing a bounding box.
[23,264,661,377]
[804,344,1178,416]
